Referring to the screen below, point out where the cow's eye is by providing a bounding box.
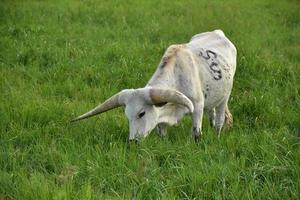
[138,111,145,118]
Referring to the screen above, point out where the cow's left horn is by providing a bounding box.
[148,88,194,113]
[71,91,125,122]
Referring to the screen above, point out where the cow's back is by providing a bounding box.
[187,30,237,73]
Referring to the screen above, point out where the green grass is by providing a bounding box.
[0,0,299,199]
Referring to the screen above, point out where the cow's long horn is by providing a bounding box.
[71,92,124,122]
[148,88,194,113]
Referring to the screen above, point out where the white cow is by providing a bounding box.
[71,30,237,142]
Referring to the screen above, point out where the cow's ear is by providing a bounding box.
[154,102,167,107]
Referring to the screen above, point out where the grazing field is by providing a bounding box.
[0,0,299,199]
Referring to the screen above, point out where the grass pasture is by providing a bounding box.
[0,0,300,199]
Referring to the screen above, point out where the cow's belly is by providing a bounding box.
[203,78,232,110]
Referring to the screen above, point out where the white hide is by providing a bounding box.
[146,30,236,139]
[72,30,237,141]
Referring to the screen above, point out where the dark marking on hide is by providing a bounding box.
[160,60,167,68]
[214,73,222,80]
[209,62,219,72]
[199,49,223,81]
[199,50,217,60]
[204,85,209,99]
[209,62,222,80]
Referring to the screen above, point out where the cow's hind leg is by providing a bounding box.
[207,108,216,128]
[192,101,204,142]
[214,99,229,136]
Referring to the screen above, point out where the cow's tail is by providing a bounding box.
[224,105,233,128]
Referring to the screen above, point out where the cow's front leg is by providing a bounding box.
[192,101,204,142]
[156,123,168,137]
[208,108,216,128]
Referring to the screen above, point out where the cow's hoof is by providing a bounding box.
[194,135,201,143]
[128,139,139,145]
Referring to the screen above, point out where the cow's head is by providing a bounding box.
[71,88,194,141]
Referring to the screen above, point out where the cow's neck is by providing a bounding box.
[145,61,188,125]
[146,69,177,90]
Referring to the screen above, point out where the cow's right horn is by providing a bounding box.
[147,88,194,113]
